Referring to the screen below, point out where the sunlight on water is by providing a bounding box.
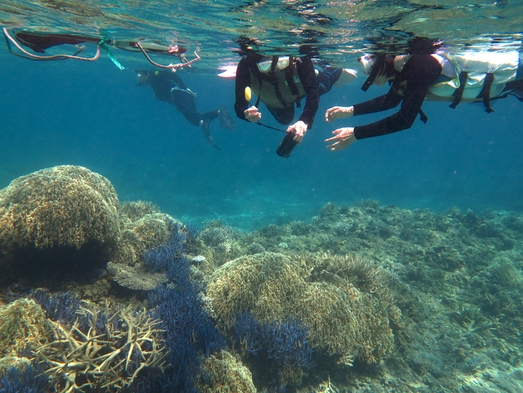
[1,0,522,69]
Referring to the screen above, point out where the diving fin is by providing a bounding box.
[218,105,235,130]
[201,119,220,150]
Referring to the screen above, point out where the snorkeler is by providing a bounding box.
[4,28,200,70]
[233,38,356,157]
[137,69,235,149]
[324,38,523,151]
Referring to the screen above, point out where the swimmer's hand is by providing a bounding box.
[287,120,307,143]
[325,105,354,123]
[244,106,262,122]
[325,127,356,151]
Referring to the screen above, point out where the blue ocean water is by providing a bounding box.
[0,2,522,231]
[1,53,522,231]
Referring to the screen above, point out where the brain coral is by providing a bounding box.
[0,165,121,283]
[207,252,399,365]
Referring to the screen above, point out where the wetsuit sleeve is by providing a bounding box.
[234,57,251,121]
[353,55,442,139]
[296,56,320,128]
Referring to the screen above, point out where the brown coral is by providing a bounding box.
[0,298,50,358]
[35,303,168,393]
[107,212,181,291]
[207,252,398,366]
[194,350,257,393]
[0,165,120,251]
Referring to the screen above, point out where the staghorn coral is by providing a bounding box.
[207,252,398,371]
[35,303,168,393]
[0,165,120,251]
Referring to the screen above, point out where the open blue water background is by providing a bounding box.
[1,51,522,231]
[1,0,522,231]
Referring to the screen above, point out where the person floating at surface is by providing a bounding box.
[233,39,356,157]
[324,38,523,151]
[136,69,235,149]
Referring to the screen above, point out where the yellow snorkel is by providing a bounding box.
[244,86,252,102]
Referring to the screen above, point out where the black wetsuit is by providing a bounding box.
[353,55,442,140]
[234,54,323,127]
[148,70,219,126]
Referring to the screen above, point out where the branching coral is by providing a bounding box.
[35,304,168,393]
[232,312,313,387]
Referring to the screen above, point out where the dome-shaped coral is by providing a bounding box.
[0,165,120,250]
[207,252,398,367]
[0,165,121,284]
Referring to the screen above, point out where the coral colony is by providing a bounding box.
[2,166,523,392]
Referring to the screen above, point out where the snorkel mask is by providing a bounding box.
[359,54,385,92]
[256,56,291,73]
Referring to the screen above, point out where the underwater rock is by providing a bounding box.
[0,165,120,285]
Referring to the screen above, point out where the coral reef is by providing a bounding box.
[31,290,82,327]
[120,200,160,223]
[0,362,49,393]
[207,252,398,369]
[4,189,523,393]
[197,220,246,267]
[232,313,313,388]
[0,298,49,358]
[0,165,120,251]
[194,350,256,393]
[0,165,120,285]
[148,252,226,392]
[35,303,168,393]
[108,212,191,291]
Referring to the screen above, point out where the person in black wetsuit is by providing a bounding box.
[324,38,523,151]
[324,39,443,151]
[234,42,356,157]
[137,69,235,149]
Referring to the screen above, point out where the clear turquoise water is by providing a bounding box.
[0,1,522,230]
